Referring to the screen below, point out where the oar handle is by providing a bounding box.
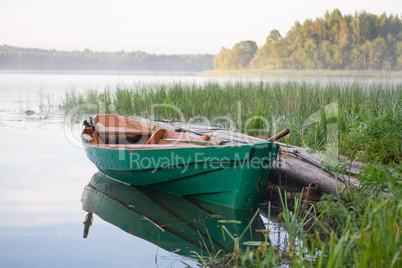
[267,128,290,142]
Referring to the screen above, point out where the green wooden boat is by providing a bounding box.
[81,171,266,257]
[81,114,282,209]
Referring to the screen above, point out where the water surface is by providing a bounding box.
[2,71,395,267]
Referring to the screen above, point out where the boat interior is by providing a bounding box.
[82,114,225,149]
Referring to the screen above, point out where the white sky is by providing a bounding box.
[1,0,401,54]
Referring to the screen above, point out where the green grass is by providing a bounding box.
[60,80,401,164]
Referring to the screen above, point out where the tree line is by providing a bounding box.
[0,46,214,72]
[214,10,402,70]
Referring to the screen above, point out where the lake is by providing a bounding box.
[1,71,399,267]
[0,71,292,268]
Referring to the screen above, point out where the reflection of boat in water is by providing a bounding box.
[81,172,266,258]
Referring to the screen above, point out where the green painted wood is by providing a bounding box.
[83,141,279,209]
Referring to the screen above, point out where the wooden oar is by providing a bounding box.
[267,128,290,142]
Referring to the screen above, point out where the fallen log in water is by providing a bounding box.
[279,154,346,194]
[273,143,361,195]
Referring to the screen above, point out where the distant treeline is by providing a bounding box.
[0,46,214,72]
[214,9,402,70]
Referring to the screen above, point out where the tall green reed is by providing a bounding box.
[278,189,313,253]
[60,80,401,164]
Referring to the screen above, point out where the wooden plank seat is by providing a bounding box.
[82,134,95,143]
[145,128,166,145]
[96,126,152,136]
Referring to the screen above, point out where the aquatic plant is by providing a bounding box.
[278,189,313,252]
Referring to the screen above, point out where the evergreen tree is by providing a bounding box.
[214,9,402,71]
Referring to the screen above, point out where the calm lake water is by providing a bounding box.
[0,72,291,268]
[1,71,399,267]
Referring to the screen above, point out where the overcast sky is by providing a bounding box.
[1,0,401,54]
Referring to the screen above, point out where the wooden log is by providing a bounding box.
[274,154,346,195]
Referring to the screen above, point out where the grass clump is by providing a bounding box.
[340,104,401,164]
[311,164,401,267]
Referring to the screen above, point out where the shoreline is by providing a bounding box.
[0,69,200,76]
[199,69,402,78]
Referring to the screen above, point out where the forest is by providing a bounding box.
[2,9,401,72]
[214,9,402,70]
[0,45,214,72]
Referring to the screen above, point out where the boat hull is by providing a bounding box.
[83,141,279,209]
